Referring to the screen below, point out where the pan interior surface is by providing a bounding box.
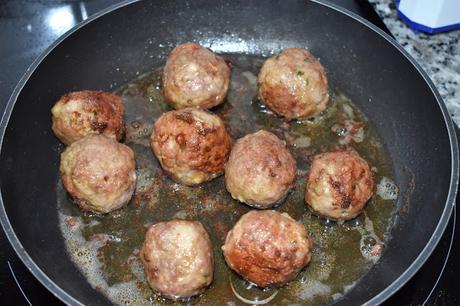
[57,55,397,305]
[0,0,456,305]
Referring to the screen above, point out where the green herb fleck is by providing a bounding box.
[305,78,309,86]
[297,70,304,76]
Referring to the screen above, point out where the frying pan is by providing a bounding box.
[0,0,458,305]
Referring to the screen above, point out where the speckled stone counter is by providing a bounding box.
[370,0,460,127]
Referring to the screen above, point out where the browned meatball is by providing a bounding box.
[305,150,374,220]
[225,130,296,208]
[60,134,136,213]
[151,108,231,186]
[51,90,125,145]
[222,210,312,287]
[141,220,214,300]
[258,48,329,120]
[162,43,231,109]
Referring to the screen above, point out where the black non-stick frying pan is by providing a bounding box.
[0,0,458,305]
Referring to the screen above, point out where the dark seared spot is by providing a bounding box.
[103,176,109,182]
[331,180,341,190]
[174,112,194,124]
[175,133,186,146]
[158,134,169,145]
[274,156,282,167]
[91,121,108,132]
[340,195,352,208]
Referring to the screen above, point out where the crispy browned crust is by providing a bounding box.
[225,130,296,208]
[305,150,374,220]
[222,210,312,287]
[163,43,231,109]
[51,90,125,145]
[258,48,329,120]
[140,220,214,300]
[151,108,232,185]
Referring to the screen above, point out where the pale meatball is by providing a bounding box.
[163,43,231,109]
[141,220,214,300]
[151,108,231,186]
[60,135,136,213]
[222,210,312,287]
[305,150,374,221]
[258,48,329,120]
[51,90,125,145]
[225,130,296,208]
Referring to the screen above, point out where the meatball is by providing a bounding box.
[162,43,231,109]
[225,130,296,208]
[222,210,312,287]
[151,108,231,186]
[51,90,125,145]
[258,48,329,120]
[141,220,214,300]
[305,150,374,221]
[60,134,136,213]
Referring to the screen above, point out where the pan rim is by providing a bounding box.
[0,0,458,305]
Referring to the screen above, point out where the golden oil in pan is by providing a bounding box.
[57,54,398,306]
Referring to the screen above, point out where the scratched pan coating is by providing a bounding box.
[57,53,398,306]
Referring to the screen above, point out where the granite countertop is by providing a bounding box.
[370,0,460,127]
